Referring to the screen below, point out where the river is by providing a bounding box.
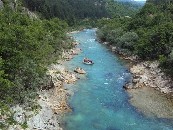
[62,29,173,130]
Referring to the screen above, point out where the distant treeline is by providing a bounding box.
[22,0,108,25]
[21,0,143,25]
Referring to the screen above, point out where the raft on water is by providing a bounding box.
[83,58,94,65]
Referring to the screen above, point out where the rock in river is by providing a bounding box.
[74,67,86,74]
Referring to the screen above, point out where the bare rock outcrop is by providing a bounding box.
[25,44,81,130]
[124,61,173,94]
[62,47,81,61]
[74,67,86,74]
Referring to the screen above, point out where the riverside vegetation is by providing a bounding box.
[0,1,73,129]
[96,0,173,119]
[2,0,173,129]
[0,0,142,129]
[97,0,173,78]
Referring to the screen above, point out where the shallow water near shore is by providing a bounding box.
[128,87,173,119]
[62,29,173,130]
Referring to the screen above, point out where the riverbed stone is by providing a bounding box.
[74,67,86,74]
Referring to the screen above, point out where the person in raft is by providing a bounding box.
[84,58,92,63]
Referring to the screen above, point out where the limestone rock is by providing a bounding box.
[74,67,86,74]
[12,105,25,124]
[125,61,173,94]
[111,46,117,52]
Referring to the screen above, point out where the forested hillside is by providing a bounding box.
[97,0,173,76]
[0,0,143,128]
[106,0,143,18]
[22,0,108,25]
[0,0,142,105]
[0,2,73,127]
[22,0,142,25]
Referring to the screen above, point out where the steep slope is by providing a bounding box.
[23,0,109,25]
[97,0,173,76]
[0,1,75,129]
[106,0,143,18]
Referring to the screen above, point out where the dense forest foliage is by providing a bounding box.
[22,0,108,25]
[21,0,143,25]
[106,0,143,18]
[72,0,143,30]
[0,2,73,127]
[97,0,173,76]
[0,0,144,128]
[0,0,143,105]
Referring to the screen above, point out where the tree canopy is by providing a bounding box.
[0,4,72,112]
[97,0,173,77]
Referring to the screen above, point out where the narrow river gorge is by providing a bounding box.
[62,29,173,130]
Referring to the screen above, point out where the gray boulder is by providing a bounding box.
[0,0,3,8]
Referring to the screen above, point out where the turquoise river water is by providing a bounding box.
[63,29,173,130]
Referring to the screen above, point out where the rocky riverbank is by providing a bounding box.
[103,43,173,94]
[124,61,173,118]
[124,61,173,94]
[100,42,173,118]
[7,40,83,130]
[26,64,78,130]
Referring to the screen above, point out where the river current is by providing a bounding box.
[63,29,173,130]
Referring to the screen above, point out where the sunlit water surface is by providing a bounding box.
[63,29,173,130]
